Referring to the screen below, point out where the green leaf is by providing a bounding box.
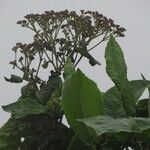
[105,35,135,116]
[35,121,73,150]
[104,80,150,118]
[130,80,150,102]
[4,74,22,83]
[36,75,62,104]
[78,115,150,137]
[104,86,127,118]
[68,134,93,150]
[46,91,63,116]
[62,69,103,127]
[63,58,75,79]
[136,99,149,117]
[2,98,46,119]
[0,118,26,150]
[62,69,103,144]
[21,82,38,99]
[140,74,150,96]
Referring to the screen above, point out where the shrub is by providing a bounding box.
[3,10,148,150]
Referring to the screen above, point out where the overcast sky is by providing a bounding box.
[0,0,150,126]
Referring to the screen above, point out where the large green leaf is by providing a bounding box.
[62,69,103,127]
[78,115,150,137]
[104,80,150,118]
[2,98,46,119]
[62,69,103,144]
[105,36,135,116]
[78,116,150,148]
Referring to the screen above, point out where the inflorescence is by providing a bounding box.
[10,10,125,83]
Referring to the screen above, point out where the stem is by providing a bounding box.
[87,37,105,52]
[43,49,57,70]
[74,56,83,67]
[27,27,57,71]
[35,53,43,77]
[74,52,79,64]
[87,30,109,52]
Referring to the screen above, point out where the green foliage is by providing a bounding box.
[61,36,150,149]
[63,58,75,79]
[103,86,127,118]
[136,99,149,117]
[105,36,136,116]
[141,73,150,99]
[2,9,150,150]
[36,74,62,105]
[78,115,150,149]
[3,10,124,149]
[104,80,150,118]
[62,69,103,145]
[130,80,150,102]
[68,134,92,150]
[0,118,27,150]
[78,115,150,136]
[2,98,46,119]
[62,69,103,127]
[21,82,38,99]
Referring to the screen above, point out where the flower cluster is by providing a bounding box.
[10,10,125,84]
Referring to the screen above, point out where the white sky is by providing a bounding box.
[0,0,150,126]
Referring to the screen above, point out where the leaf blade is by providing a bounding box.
[104,80,150,118]
[2,98,46,119]
[62,69,103,144]
[78,115,150,137]
[105,36,135,116]
[62,69,103,127]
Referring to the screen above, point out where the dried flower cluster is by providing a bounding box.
[10,10,125,84]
